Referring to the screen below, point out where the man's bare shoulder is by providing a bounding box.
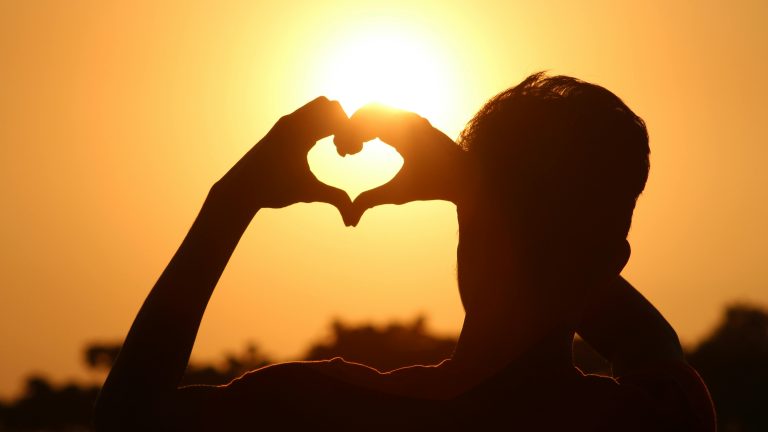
[173,359,422,430]
[227,357,448,399]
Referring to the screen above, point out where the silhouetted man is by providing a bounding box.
[95,73,716,430]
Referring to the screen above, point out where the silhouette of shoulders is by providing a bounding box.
[169,357,703,431]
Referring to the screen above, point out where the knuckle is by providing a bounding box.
[271,114,298,137]
[328,99,344,112]
[309,96,331,111]
[276,114,293,127]
[407,112,430,127]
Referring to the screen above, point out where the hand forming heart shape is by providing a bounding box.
[213,98,466,227]
[307,138,404,203]
[321,103,467,227]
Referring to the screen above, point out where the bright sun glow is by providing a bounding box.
[308,24,455,199]
[317,27,453,116]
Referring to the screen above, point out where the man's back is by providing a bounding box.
[167,357,709,431]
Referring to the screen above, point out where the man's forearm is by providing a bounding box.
[95,191,255,427]
[577,277,684,377]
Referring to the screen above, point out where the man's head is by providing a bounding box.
[455,73,649,311]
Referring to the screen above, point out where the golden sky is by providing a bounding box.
[1,0,767,398]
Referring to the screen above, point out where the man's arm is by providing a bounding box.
[333,103,469,226]
[94,97,351,430]
[94,194,252,429]
[577,276,684,377]
[578,277,717,431]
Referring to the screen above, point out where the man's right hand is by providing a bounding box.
[212,96,353,224]
[334,104,470,226]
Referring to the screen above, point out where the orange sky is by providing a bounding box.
[1,0,767,399]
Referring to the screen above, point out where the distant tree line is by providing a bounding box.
[0,305,766,431]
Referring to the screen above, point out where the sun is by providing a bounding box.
[315,25,453,118]
[307,23,456,199]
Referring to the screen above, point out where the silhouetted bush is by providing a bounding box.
[303,316,457,371]
[0,375,99,431]
[83,344,121,371]
[180,343,272,386]
[688,304,768,432]
[2,305,765,431]
[0,342,271,431]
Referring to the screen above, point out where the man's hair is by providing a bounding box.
[458,72,650,243]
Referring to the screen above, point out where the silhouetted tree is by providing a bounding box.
[4,308,762,431]
[0,375,99,431]
[303,316,457,371]
[180,343,272,386]
[687,303,768,432]
[83,343,121,371]
[0,342,271,431]
[81,341,272,386]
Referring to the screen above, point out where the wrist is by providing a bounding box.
[450,150,481,205]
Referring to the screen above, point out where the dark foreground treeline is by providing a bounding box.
[0,305,766,432]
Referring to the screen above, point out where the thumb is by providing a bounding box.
[309,181,355,227]
[350,177,409,226]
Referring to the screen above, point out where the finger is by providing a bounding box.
[348,176,410,226]
[288,97,349,147]
[306,180,355,227]
[333,104,429,156]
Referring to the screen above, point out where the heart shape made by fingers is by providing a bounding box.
[307,136,403,200]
